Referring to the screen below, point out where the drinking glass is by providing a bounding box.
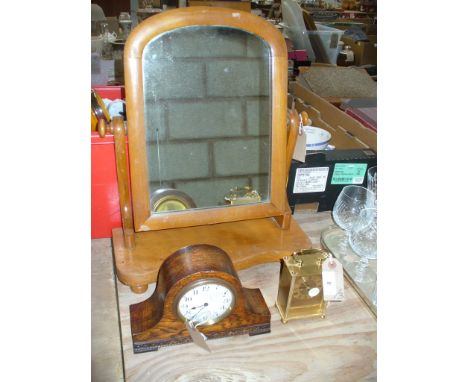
[347,207,377,283]
[367,166,377,198]
[332,185,375,232]
[331,185,375,254]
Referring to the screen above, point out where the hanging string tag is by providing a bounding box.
[322,256,345,301]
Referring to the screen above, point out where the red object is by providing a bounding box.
[287,50,308,61]
[92,85,125,100]
[91,86,126,239]
[91,133,124,238]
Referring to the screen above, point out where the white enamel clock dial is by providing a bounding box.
[176,280,235,326]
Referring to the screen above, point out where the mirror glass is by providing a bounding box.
[143,26,272,213]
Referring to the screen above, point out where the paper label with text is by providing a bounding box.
[292,131,307,163]
[331,163,367,185]
[322,257,345,301]
[293,167,329,193]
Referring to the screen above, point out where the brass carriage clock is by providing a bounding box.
[276,249,330,323]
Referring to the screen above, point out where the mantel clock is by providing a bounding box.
[130,244,271,352]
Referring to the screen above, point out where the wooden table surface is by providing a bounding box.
[116,210,377,381]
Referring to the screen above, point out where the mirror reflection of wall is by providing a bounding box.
[142,26,273,212]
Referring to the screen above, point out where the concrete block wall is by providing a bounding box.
[143,26,272,208]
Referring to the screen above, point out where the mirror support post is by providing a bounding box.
[286,109,300,176]
[114,117,135,249]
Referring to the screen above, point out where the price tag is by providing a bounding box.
[185,321,211,353]
[322,257,345,301]
[292,113,307,162]
[292,130,307,163]
[293,167,329,193]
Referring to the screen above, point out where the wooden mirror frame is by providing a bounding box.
[124,7,289,232]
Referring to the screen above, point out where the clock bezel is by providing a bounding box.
[174,278,236,326]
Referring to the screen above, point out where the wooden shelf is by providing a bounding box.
[113,216,312,292]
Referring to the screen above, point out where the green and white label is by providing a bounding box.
[331,163,367,185]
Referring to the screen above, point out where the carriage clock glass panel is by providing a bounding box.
[142,26,273,213]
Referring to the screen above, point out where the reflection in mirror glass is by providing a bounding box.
[142,26,272,214]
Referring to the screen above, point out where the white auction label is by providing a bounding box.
[322,271,337,297]
[322,257,345,302]
[293,167,329,193]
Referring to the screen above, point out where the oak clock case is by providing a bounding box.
[111,7,312,294]
[130,244,271,353]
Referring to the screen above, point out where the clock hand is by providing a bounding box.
[189,302,209,323]
[190,302,208,310]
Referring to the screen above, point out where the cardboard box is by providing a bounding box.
[341,35,377,66]
[287,82,376,213]
[296,64,377,107]
[292,81,376,152]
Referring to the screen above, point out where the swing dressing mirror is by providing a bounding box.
[125,8,289,231]
[112,7,312,294]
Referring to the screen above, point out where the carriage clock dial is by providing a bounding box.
[176,280,235,326]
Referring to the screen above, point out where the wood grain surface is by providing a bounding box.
[116,210,377,381]
[92,239,125,382]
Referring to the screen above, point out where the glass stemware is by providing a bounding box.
[332,185,376,252]
[347,207,377,283]
[367,166,377,199]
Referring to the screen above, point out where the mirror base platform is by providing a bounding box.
[113,216,311,293]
